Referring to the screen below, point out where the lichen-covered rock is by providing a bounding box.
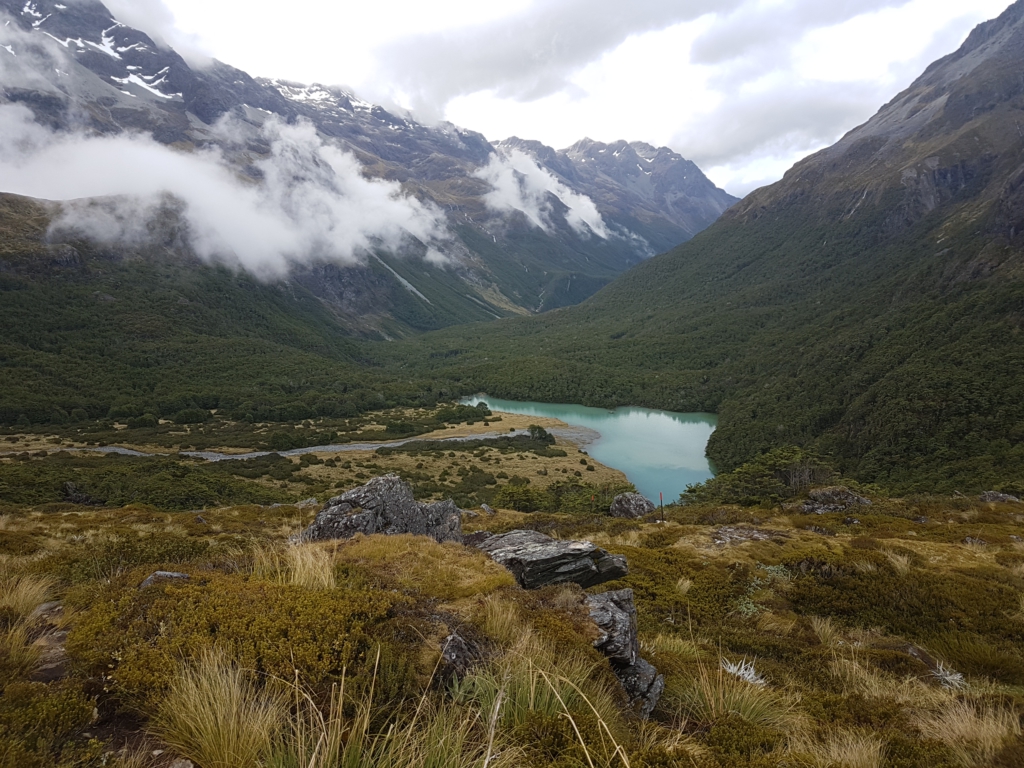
[298,475,463,544]
[802,486,871,514]
[139,571,190,589]
[609,493,656,519]
[585,589,663,718]
[438,632,483,683]
[472,529,627,589]
[980,491,1020,503]
[587,589,639,666]
[617,658,665,719]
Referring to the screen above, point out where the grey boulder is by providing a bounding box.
[802,487,871,515]
[472,529,627,589]
[586,588,664,718]
[609,493,656,519]
[298,475,463,544]
[980,491,1020,503]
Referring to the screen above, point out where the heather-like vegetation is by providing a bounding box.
[1,426,1023,766]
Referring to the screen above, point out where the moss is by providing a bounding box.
[705,714,785,766]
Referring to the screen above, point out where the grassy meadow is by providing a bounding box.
[1,407,1023,767]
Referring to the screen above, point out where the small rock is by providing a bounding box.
[463,509,479,519]
[195,514,207,524]
[481,503,496,516]
[980,491,1020,503]
[844,517,861,526]
[609,493,656,519]
[914,516,929,524]
[805,525,835,536]
[802,486,871,515]
[139,571,190,589]
[295,497,319,508]
[29,601,63,624]
[963,536,987,546]
[473,529,627,589]
[438,632,483,683]
[30,631,68,683]
[298,475,463,544]
[616,658,665,718]
[712,526,789,546]
[169,760,195,768]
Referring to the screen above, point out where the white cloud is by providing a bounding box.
[96,0,211,66]
[0,104,448,276]
[475,149,610,238]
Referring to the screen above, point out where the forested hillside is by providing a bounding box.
[381,1,1024,494]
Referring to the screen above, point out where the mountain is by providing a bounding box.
[0,0,735,335]
[393,1,1024,493]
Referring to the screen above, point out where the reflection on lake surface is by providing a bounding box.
[463,396,717,504]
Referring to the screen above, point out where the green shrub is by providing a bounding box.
[681,446,837,506]
[67,571,398,709]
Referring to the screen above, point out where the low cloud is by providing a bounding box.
[475,149,610,238]
[0,104,448,276]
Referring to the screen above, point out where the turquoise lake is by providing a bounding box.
[463,396,717,504]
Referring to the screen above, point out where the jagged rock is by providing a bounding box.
[586,589,663,718]
[617,659,665,719]
[587,589,639,666]
[30,631,69,682]
[473,529,627,589]
[802,487,871,514]
[481,503,496,516]
[609,493,655,519]
[139,571,190,589]
[980,491,1020,503]
[298,475,463,544]
[438,632,483,683]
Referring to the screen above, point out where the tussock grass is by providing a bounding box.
[250,542,337,590]
[0,569,54,623]
[152,650,287,768]
[789,730,885,768]
[335,534,514,600]
[883,549,912,575]
[482,596,526,647]
[676,577,693,596]
[0,624,40,678]
[829,655,949,708]
[758,611,798,636]
[668,650,796,730]
[913,700,1021,766]
[641,634,702,661]
[809,616,843,648]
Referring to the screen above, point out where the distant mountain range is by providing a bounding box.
[0,0,735,336]
[398,0,1024,492]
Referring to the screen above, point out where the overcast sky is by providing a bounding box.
[119,0,1013,196]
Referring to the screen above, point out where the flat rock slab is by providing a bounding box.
[712,527,789,546]
[802,486,871,514]
[139,571,190,589]
[980,491,1020,503]
[473,529,627,589]
[299,475,463,544]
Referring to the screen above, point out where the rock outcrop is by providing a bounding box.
[586,589,664,718]
[298,475,463,544]
[802,487,871,515]
[472,529,627,589]
[980,491,1020,503]
[609,493,656,519]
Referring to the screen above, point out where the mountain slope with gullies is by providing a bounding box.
[390,1,1024,493]
[0,0,735,336]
